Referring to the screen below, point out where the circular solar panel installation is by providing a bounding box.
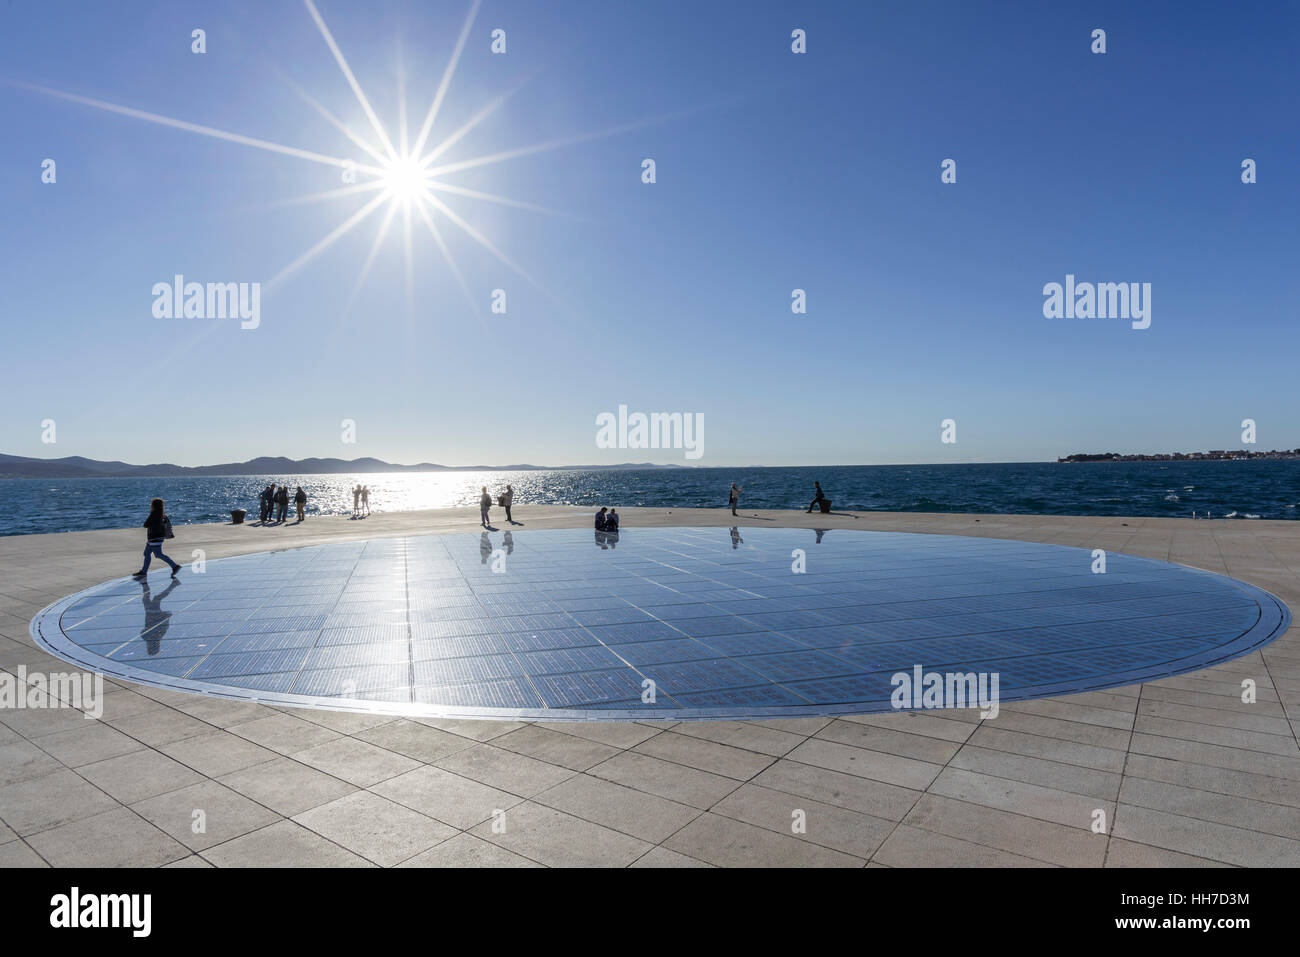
[31,528,1289,721]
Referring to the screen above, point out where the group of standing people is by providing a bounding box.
[259,483,307,524]
[479,484,515,527]
[352,484,371,518]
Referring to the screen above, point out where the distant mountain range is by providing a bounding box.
[0,453,690,479]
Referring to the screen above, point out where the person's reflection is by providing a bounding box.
[606,528,618,548]
[814,528,829,544]
[138,576,181,656]
[480,531,492,564]
[503,531,514,555]
[730,527,744,549]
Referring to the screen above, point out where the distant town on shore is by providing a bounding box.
[1059,449,1300,463]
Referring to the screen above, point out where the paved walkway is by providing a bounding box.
[2,507,1298,867]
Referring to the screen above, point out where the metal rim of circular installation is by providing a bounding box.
[29,528,1291,722]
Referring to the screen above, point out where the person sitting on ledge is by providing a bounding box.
[595,507,608,531]
[607,508,620,531]
[806,481,828,513]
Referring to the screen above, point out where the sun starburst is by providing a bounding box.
[10,0,687,324]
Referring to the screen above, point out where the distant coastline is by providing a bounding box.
[1058,450,1300,463]
[0,453,692,480]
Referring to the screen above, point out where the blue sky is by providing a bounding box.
[1,0,1296,467]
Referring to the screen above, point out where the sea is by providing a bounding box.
[2,461,1297,537]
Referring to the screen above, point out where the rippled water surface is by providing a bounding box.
[4,461,1298,536]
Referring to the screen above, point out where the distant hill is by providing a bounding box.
[0,453,690,479]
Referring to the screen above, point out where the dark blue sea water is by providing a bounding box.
[3,461,1298,537]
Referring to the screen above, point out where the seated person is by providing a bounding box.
[595,507,608,531]
[606,508,620,530]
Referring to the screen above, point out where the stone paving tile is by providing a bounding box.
[353,718,477,764]
[948,745,1121,802]
[0,739,63,787]
[169,698,277,728]
[156,730,279,778]
[785,738,944,791]
[493,725,621,771]
[102,708,217,747]
[0,769,119,836]
[131,780,281,851]
[990,711,1133,750]
[30,722,147,769]
[1138,697,1294,735]
[711,783,894,859]
[1123,753,1300,807]
[1103,838,1232,868]
[632,731,775,781]
[838,711,979,744]
[535,720,661,750]
[666,720,805,757]
[371,766,524,830]
[752,758,921,820]
[1119,776,1300,840]
[1134,715,1299,756]
[815,719,965,764]
[98,688,168,720]
[26,806,190,867]
[294,791,455,867]
[662,812,863,868]
[0,705,95,740]
[203,819,374,867]
[587,751,739,809]
[630,846,713,867]
[227,713,342,755]
[1129,732,1300,781]
[874,824,1056,867]
[966,725,1127,773]
[291,737,420,788]
[295,710,400,735]
[413,717,523,741]
[0,840,48,867]
[434,743,576,797]
[469,801,652,867]
[398,832,542,868]
[903,793,1104,867]
[1001,699,1135,731]
[77,749,205,805]
[164,855,215,867]
[1112,804,1300,867]
[928,767,1109,830]
[217,757,358,816]
[1139,682,1289,716]
[533,773,699,843]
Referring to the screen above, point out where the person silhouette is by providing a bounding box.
[806,481,827,513]
[730,527,744,549]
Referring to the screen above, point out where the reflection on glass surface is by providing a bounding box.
[138,577,182,655]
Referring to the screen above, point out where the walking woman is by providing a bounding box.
[132,498,181,578]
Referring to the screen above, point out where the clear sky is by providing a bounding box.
[1,0,1296,467]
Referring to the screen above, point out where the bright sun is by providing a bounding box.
[380,154,431,203]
